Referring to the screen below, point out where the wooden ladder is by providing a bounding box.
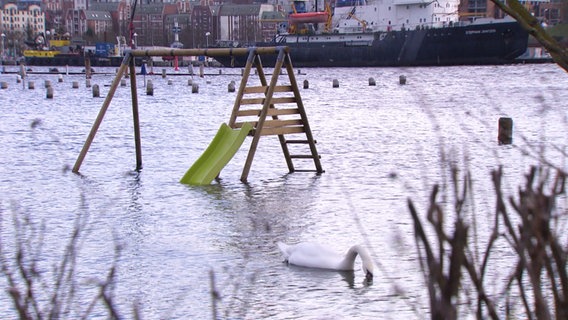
[228,47,324,182]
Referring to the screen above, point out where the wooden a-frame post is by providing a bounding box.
[228,47,323,182]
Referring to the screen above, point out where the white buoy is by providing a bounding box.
[28,81,35,89]
[199,64,204,78]
[192,83,199,93]
[1,81,8,89]
[72,81,79,89]
[44,80,51,88]
[121,79,127,87]
[399,75,407,85]
[162,69,167,78]
[58,74,63,83]
[168,79,173,85]
[86,79,91,88]
[228,81,235,92]
[16,75,21,83]
[303,80,309,89]
[369,77,376,86]
[332,79,339,88]
[188,79,193,86]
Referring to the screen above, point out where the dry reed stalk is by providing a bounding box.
[409,165,567,319]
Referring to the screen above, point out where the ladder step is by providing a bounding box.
[292,169,325,173]
[286,139,317,144]
[290,154,321,159]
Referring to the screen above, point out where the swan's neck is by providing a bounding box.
[338,245,374,279]
[339,246,371,268]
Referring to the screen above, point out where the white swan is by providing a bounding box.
[277,242,374,280]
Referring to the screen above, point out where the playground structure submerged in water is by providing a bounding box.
[73,47,324,184]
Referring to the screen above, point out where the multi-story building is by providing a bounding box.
[63,9,113,43]
[1,1,45,58]
[1,2,45,34]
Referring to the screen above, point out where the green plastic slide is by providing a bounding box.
[180,122,253,185]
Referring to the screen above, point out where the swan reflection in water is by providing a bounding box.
[286,265,373,288]
[277,242,374,285]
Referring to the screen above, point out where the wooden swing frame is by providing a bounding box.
[72,46,323,182]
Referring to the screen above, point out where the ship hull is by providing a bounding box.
[214,21,529,68]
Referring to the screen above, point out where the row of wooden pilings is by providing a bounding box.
[1,72,408,96]
[0,74,214,97]
[145,78,221,95]
[0,63,513,145]
[2,76,104,98]
[304,75,407,89]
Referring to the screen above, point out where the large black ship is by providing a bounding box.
[214,0,529,68]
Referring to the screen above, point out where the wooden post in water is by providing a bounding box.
[85,56,92,79]
[73,56,130,173]
[146,80,153,95]
[92,84,100,97]
[46,86,54,99]
[129,58,143,171]
[228,81,235,92]
[19,64,26,89]
[498,117,513,145]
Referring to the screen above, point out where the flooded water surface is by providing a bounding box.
[0,62,567,319]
